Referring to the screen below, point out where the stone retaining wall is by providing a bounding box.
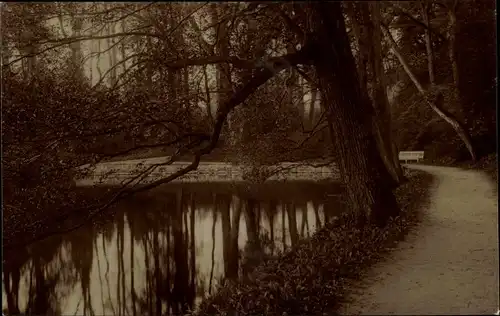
[75,160,340,186]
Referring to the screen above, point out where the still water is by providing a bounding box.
[2,181,344,315]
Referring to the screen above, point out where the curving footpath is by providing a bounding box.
[342,164,499,315]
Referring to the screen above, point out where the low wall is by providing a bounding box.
[75,160,340,186]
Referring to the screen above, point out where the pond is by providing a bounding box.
[2,181,345,315]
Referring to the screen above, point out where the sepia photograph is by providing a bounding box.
[1,1,498,315]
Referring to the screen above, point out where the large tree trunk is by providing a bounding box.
[309,2,400,226]
[345,2,405,187]
[382,23,477,161]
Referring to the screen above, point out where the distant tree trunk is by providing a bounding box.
[308,87,317,129]
[121,20,127,75]
[107,23,117,87]
[202,65,215,123]
[145,35,153,87]
[420,0,436,85]
[25,42,37,80]
[96,30,103,84]
[1,38,11,70]
[19,30,37,80]
[382,23,477,161]
[285,43,299,114]
[210,4,233,144]
[446,0,463,109]
[70,15,84,80]
[309,2,400,226]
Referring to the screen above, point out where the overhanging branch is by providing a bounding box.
[6,48,311,250]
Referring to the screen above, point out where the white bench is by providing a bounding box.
[398,151,424,163]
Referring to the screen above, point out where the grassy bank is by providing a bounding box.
[194,169,435,316]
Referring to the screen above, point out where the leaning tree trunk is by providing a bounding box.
[382,24,476,161]
[308,2,400,226]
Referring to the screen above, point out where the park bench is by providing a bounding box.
[398,151,425,163]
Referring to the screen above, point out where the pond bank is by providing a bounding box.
[195,169,434,315]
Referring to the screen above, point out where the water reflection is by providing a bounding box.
[3,181,344,315]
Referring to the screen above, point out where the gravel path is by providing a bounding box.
[342,164,499,315]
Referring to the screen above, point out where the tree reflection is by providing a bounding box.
[208,193,217,295]
[298,202,310,237]
[3,182,336,316]
[3,250,29,315]
[170,189,192,315]
[242,199,263,275]
[264,201,278,255]
[69,226,95,316]
[23,237,73,316]
[286,202,299,247]
[218,193,242,281]
[313,200,322,228]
